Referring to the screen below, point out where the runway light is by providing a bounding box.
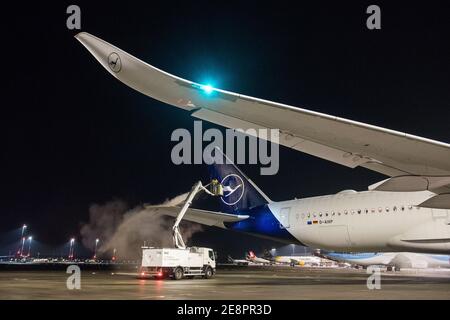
[200,84,214,94]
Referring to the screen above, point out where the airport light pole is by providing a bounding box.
[291,244,295,256]
[27,236,32,257]
[69,238,75,260]
[94,238,99,259]
[19,224,27,257]
[20,237,26,258]
[21,224,27,236]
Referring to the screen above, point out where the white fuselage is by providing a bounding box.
[247,256,271,264]
[268,190,450,253]
[274,255,321,265]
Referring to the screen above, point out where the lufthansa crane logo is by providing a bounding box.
[220,174,245,206]
[107,52,122,73]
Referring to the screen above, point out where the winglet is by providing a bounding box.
[75,32,199,111]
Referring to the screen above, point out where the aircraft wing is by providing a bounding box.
[76,32,450,200]
[144,205,249,228]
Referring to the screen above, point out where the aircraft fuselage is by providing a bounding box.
[226,190,450,253]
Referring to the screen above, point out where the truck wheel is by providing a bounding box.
[173,267,184,280]
[203,266,213,279]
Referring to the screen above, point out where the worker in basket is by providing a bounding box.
[209,179,223,196]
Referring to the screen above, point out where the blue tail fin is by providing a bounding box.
[207,148,271,214]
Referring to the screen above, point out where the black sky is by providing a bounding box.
[1,1,449,256]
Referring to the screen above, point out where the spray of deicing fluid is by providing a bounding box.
[80,193,202,259]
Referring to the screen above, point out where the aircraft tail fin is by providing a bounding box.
[207,148,271,214]
[248,251,256,259]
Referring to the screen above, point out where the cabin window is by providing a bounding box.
[357,209,361,214]
[325,212,329,217]
[319,213,323,217]
[401,206,405,211]
[393,206,397,212]
[408,205,413,210]
[371,208,376,213]
[344,210,348,215]
[378,207,382,213]
[365,209,369,214]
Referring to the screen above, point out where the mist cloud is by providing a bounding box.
[80,193,203,259]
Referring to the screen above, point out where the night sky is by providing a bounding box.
[1,1,449,258]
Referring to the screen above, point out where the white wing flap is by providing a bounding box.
[371,176,450,192]
[76,32,450,179]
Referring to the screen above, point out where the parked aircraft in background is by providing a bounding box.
[272,255,322,267]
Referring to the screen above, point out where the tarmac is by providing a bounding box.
[1,266,449,300]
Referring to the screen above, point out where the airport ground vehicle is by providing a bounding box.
[140,246,216,279]
[139,181,219,280]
